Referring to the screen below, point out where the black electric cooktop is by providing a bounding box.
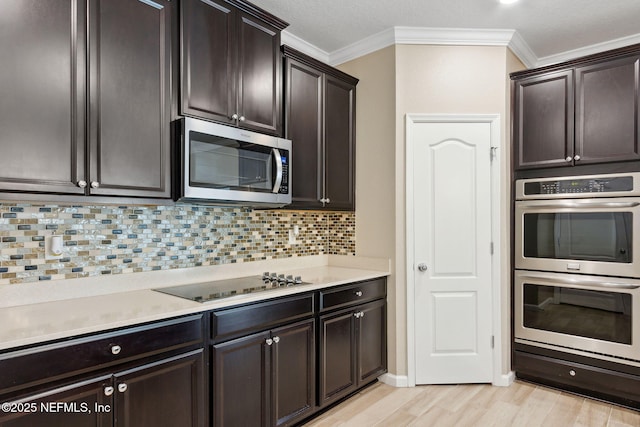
[153,272,308,303]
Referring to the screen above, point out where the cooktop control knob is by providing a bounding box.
[294,276,302,285]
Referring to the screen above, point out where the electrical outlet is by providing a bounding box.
[45,235,64,260]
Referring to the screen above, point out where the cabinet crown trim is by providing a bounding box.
[225,0,288,30]
[283,45,359,85]
[511,42,640,79]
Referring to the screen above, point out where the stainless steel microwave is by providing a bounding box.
[175,117,292,207]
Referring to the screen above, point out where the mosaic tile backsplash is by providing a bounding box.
[0,204,355,285]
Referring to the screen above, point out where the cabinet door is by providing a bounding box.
[0,0,86,194]
[237,12,282,135]
[357,300,387,385]
[0,375,112,427]
[114,350,205,427]
[576,55,640,165]
[213,331,271,427]
[513,70,574,170]
[318,308,357,407]
[272,319,316,427]
[180,0,236,126]
[324,75,356,210]
[87,0,172,198]
[285,58,323,209]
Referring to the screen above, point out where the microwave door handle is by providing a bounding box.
[271,148,283,194]
[525,201,640,209]
[519,275,640,290]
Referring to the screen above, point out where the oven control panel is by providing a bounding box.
[516,173,640,199]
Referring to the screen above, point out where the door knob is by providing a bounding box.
[417,263,428,272]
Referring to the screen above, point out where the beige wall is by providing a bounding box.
[337,46,399,372]
[339,44,525,380]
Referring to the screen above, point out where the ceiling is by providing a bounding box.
[250,0,640,67]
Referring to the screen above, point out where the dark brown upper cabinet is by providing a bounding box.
[575,55,640,165]
[0,0,87,196]
[283,46,358,211]
[0,0,173,199]
[512,46,640,171]
[513,70,574,170]
[88,0,173,198]
[181,0,287,136]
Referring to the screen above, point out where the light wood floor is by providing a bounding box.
[303,381,640,427]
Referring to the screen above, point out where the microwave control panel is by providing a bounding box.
[279,151,289,194]
[516,173,640,200]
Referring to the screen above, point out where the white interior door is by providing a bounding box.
[412,120,493,384]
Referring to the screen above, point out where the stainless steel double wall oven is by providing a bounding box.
[514,173,640,365]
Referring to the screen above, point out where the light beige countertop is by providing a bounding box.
[0,255,389,351]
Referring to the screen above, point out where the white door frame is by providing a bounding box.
[405,113,506,387]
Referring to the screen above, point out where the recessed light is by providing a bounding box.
[499,0,518,4]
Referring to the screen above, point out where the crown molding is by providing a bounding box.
[281,31,330,64]
[289,26,640,70]
[329,28,397,66]
[329,26,536,67]
[536,32,640,67]
[507,31,537,68]
[393,26,515,46]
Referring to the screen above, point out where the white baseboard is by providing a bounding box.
[492,371,515,387]
[378,373,409,387]
[379,371,514,388]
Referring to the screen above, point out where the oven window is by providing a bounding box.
[523,284,632,344]
[523,212,632,263]
[189,131,274,192]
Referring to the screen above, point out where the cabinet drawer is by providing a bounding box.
[319,278,386,312]
[0,314,205,394]
[514,351,640,409]
[212,293,315,343]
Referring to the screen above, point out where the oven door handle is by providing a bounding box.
[271,148,283,194]
[523,201,640,209]
[519,275,640,290]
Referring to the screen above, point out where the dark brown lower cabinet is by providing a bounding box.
[357,300,387,385]
[514,345,640,410]
[319,299,387,407]
[0,350,205,427]
[0,314,206,427]
[0,375,112,427]
[114,350,205,427]
[213,318,316,427]
[272,321,316,426]
[0,280,388,427]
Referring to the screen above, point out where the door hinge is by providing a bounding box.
[490,146,498,162]
[490,242,494,255]
[491,335,495,349]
